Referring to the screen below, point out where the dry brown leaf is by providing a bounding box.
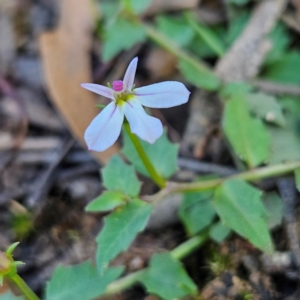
[145,0,199,15]
[39,0,119,164]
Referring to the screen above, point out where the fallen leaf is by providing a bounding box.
[145,0,199,15]
[38,0,119,164]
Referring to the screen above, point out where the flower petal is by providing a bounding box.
[123,99,163,144]
[81,83,115,100]
[84,102,124,152]
[134,81,190,108]
[123,57,138,91]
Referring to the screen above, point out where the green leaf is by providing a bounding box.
[102,18,146,61]
[188,31,220,59]
[96,199,152,273]
[263,52,300,85]
[267,126,300,164]
[185,13,225,57]
[122,130,178,179]
[99,1,119,21]
[295,168,300,192]
[178,57,220,91]
[6,242,20,257]
[186,22,226,59]
[223,93,270,167]
[46,261,123,300]
[279,96,300,133]
[102,155,141,197]
[265,23,290,65]
[123,0,152,14]
[85,191,126,212]
[245,93,286,127]
[140,253,197,300]
[263,192,283,230]
[179,191,216,235]
[0,292,24,300]
[156,15,194,47]
[209,222,231,243]
[226,0,249,5]
[280,95,300,121]
[213,179,274,253]
[219,82,253,100]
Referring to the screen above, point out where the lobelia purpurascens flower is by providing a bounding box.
[81,57,190,152]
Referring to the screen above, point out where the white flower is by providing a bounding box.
[81,57,190,152]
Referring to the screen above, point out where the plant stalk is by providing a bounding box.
[145,160,300,203]
[176,160,300,192]
[105,232,208,295]
[124,122,166,188]
[171,233,208,260]
[10,274,40,300]
[105,270,145,295]
[144,25,220,78]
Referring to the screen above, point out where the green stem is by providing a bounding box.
[184,12,225,57]
[171,233,209,260]
[10,274,40,300]
[104,162,300,297]
[176,160,300,193]
[144,25,220,78]
[145,24,185,58]
[105,232,208,295]
[145,160,300,203]
[105,270,145,295]
[124,122,166,188]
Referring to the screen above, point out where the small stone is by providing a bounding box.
[266,112,275,122]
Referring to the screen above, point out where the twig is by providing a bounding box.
[177,157,236,177]
[0,78,28,172]
[253,80,300,96]
[216,0,288,81]
[25,136,74,210]
[55,163,100,182]
[20,137,61,151]
[0,185,28,206]
[143,0,199,16]
[281,13,300,33]
[19,87,64,132]
[15,149,94,165]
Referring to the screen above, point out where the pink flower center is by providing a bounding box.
[112,80,124,92]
